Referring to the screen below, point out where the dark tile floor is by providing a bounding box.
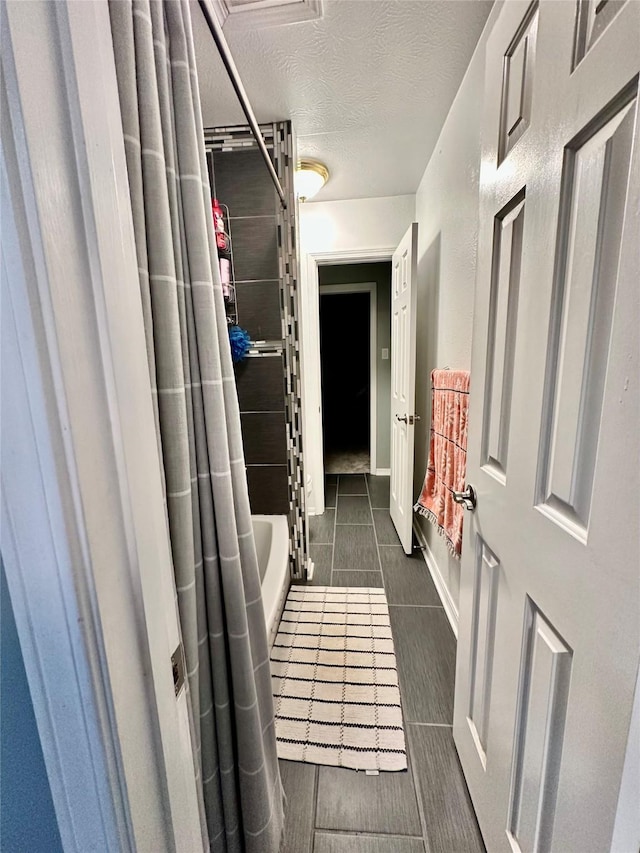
[280,474,485,853]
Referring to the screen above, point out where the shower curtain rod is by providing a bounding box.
[198,0,288,208]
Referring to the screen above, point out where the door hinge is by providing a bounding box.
[171,643,185,697]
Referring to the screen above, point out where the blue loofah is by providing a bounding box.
[228,325,252,363]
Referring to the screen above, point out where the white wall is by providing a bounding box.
[297,15,497,613]
[1,558,63,852]
[299,195,414,513]
[299,195,415,257]
[412,2,501,616]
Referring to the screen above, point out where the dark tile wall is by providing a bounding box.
[229,217,279,283]
[235,356,286,412]
[210,147,288,515]
[240,412,287,465]
[246,467,289,515]
[236,281,282,341]
[211,149,277,218]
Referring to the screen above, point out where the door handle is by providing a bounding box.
[452,485,477,512]
[395,414,421,425]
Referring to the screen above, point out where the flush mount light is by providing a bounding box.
[295,159,329,202]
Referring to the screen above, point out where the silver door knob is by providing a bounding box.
[396,414,408,423]
[395,414,421,425]
[452,485,476,511]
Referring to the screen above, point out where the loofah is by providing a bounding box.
[228,325,251,363]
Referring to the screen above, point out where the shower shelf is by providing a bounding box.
[245,340,283,358]
[215,202,238,327]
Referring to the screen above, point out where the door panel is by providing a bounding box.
[507,603,572,853]
[481,191,525,483]
[454,2,640,851]
[389,223,418,553]
[537,88,637,535]
[573,0,626,68]
[499,2,538,163]
[467,538,500,765]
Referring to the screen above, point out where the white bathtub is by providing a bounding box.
[252,515,290,648]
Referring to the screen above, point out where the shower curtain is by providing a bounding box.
[108,2,284,850]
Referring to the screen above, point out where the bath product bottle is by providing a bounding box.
[212,198,228,252]
[219,257,231,298]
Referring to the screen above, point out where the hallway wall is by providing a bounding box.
[1,559,63,853]
[298,11,502,603]
[412,1,502,617]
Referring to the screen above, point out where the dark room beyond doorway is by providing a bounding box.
[320,291,370,474]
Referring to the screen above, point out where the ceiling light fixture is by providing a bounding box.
[295,159,329,202]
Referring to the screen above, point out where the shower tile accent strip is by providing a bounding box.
[273,121,308,581]
[204,122,309,580]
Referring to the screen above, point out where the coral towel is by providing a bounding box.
[414,369,470,558]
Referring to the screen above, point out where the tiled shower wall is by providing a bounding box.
[209,145,289,515]
[205,123,308,578]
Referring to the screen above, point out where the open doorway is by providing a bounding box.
[320,287,373,474]
[316,260,392,481]
[303,258,393,513]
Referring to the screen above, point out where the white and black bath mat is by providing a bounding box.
[270,585,407,771]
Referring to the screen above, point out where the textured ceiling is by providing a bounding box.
[193,0,493,201]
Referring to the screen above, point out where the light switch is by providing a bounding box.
[381,348,389,360]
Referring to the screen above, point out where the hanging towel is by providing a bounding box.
[414,369,470,558]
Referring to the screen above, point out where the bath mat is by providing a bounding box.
[270,585,407,771]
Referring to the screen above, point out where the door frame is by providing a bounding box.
[318,282,378,477]
[301,248,395,516]
[1,2,203,850]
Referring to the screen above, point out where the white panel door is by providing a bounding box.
[390,223,418,553]
[453,3,640,852]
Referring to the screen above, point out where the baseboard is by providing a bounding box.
[413,520,459,639]
[374,468,390,476]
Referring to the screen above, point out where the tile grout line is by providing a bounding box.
[332,569,393,574]
[406,723,433,853]
[310,763,319,853]
[329,476,339,588]
[314,828,426,840]
[366,475,432,853]
[318,476,433,850]
[364,475,427,841]
[364,474,384,583]
[366,475,428,846]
